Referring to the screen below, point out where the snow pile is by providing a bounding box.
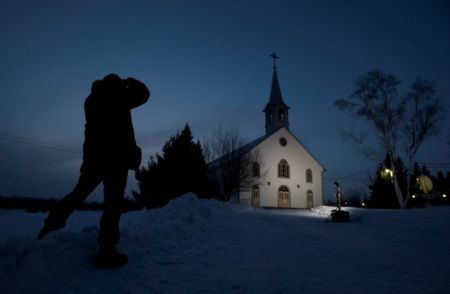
[310,205,334,216]
[130,193,226,238]
[1,194,450,294]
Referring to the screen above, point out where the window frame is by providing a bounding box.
[278,159,290,178]
[306,169,313,183]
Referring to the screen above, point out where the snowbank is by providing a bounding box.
[1,194,449,294]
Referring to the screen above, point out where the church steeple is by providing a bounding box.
[263,52,290,135]
[269,66,283,103]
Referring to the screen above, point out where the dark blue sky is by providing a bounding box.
[1,0,449,200]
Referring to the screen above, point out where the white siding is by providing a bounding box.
[240,128,324,208]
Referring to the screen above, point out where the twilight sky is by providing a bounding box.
[0,0,449,201]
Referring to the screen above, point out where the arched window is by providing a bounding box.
[279,109,285,121]
[252,162,260,177]
[278,159,290,178]
[252,185,260,207]
[306,169,313,183]
[307,190,314,209]
[278,185,290,208]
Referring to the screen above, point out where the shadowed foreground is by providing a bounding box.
[1,194,449,294]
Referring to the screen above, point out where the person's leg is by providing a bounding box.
[97,168,128,250]
[38,171,102,239]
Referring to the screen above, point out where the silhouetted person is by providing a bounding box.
[37,73,149,268]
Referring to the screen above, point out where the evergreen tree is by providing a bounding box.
[410,162,422,197]
[435,171,446,195]
[134,124,217,208]
[421,165,432,177]
[434,170,449,204]
[446,172,450,198]
[368,154,408,208]
[436,170,445,189]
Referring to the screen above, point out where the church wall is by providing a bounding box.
[241,128,323,208]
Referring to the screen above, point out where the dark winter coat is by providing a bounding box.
[80,74,150,173]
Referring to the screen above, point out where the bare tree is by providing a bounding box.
[335,70,405,207]
[335,69,443,208]
[203,125,265,202]
[402,78,443,204]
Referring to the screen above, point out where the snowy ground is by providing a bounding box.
[1,194,449,294]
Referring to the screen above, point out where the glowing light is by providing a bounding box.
[443,194,447,198]
[416,175,433,193]
[362,202,366,207]
[384,168,393,177]
[412,195,416,199]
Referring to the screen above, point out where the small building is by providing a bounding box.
[237,55,325,208]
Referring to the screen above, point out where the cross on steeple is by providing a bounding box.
[270,52,279,68]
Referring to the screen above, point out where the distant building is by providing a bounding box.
[234,55,325,208]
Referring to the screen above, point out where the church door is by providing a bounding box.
[252,186,260,207]
[307,190,314,209]
[278,186,290,208]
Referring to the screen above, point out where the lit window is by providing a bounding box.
[278,159,290,178]
[306,169,313,183]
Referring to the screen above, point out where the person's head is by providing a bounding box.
[91,73,122,95]
[103,73,121,84]
[103,73,122,93]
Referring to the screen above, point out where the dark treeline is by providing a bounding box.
[0,195,142,213]
[367,155,450,208]
[329,156,450,209]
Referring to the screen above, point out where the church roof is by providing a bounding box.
[234,133,269,156]
[206,134,268,170]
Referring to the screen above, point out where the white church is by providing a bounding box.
[237,54,325,208]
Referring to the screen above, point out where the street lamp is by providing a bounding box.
[331,181,350,222]
[334,181,341,211]
[384,168,393,177]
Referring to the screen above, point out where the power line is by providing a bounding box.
[416,162,450,171]
[0,132,81,154]
[418,162,450,166]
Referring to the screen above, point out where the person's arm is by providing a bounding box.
[123,78,150,109]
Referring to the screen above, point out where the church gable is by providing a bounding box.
[252,128,324,173]
[241,127,324,208]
